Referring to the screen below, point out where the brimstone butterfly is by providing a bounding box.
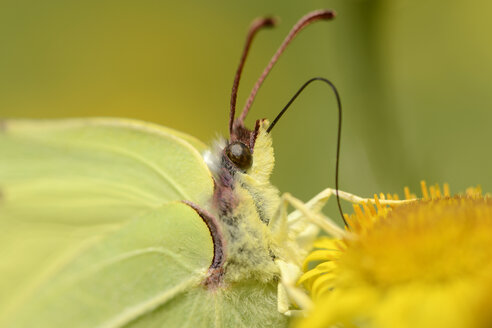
[0,9,347,328]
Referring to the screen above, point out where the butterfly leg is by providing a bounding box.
[271,191,343,316]
[275,259,313,316]
[269,193,316,316]
[292,187,414,216]
[284,188,414,236]
[271,189,347,315]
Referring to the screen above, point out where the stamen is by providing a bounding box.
[404,187,412,200]
[429,185,437,199]
[421,181,429,200]
[366,201,377,216]
[374,194,383,212]
[435,184,442,198]
[362,203,374,223]
[443,183,451,197]
[353,204,366,224]
[344,214,357,231]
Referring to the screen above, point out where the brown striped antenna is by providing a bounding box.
[234,9,336,129]
[229,17,276,136]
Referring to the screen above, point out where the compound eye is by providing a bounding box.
[225,141,252,171]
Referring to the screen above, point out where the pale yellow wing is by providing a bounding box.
[0,118,214,323]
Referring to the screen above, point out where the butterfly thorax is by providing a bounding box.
[204,121,281,283]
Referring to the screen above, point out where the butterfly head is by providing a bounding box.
[224,118,262,172]
[204,119,273,183]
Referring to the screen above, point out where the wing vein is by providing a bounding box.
[181,291,202,328]
[9,178,162,209]
[99,276,202,328]
[67,143,190,199]
[58,247,197,288]
[92,144,192,201]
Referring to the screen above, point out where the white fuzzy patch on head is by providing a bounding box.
[202,137,226,176]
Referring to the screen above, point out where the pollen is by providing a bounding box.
[296,182,492,328]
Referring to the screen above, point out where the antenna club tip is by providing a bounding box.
[312,9,337,20]
[264,17,278,27]
[252,16,277,28]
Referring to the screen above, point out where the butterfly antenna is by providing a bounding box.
[236,9,336,127]
[229,17,276,136]
[267,77,349,229]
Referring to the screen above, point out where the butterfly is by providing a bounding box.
[0,9,349,328]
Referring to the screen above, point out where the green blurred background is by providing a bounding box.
[1,0,490,222]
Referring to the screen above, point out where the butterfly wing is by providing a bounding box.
[0,119,214,325]
[126,278,286,328]
[2,202,215,328]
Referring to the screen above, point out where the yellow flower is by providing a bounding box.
[296,182,492,328]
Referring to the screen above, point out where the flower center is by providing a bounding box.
[339,196,492,287]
